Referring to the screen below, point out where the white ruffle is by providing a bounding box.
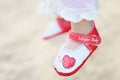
[56,8,99,23]
[41,0,99,23]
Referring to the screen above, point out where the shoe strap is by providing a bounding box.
[69,26,101,46]
[57,18,71,31]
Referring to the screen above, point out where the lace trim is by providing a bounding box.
[45,0,99,23]
[57,9,98,23]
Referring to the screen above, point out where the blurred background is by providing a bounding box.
[0,0,120,80]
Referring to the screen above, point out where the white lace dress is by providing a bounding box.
[38,0,100,23]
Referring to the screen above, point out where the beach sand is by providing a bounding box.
[0,0,120,80]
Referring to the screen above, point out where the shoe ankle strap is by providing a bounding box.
[69,27,101,46]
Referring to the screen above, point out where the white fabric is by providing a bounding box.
[41,0,99,23]
[54,43,90,73]
[55,9,98,23]
[42,21,61,38]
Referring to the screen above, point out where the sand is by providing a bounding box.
[0,0,120,80]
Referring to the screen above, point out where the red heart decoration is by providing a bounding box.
[62,55,76,69]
